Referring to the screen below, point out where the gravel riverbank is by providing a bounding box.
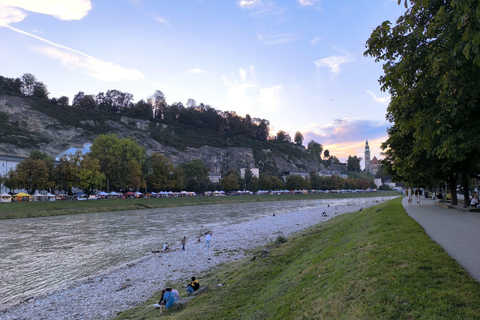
[0,197,393,320]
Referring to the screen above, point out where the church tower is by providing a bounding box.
[365,139,371,173]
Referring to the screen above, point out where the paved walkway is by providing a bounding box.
[402,196,480,282]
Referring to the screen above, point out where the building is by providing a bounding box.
[364,139,380,175]
[370,156,379,176]
[0,155,25,193]
[208,173,222,183]
[55,143,92,161]
[365,139,371,173]
[240,168,260,179]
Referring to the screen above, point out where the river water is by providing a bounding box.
[0,197,389,308]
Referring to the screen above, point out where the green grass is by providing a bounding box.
[0,192,398,219]
[114,197,480,320]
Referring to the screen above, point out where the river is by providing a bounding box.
[0,197,390,308]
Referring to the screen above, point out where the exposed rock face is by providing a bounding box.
[0,95,323,175]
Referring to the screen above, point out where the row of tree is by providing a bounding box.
[365,0,480,204]
[0,133,374,195]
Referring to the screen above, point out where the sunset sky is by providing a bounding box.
[0,0,407,167]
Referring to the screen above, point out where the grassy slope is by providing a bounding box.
[0,192,398,219]
[115,198,480,320]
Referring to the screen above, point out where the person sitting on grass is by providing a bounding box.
[153,289,166,312]
[163,288,175,309]
[186,276,200,296]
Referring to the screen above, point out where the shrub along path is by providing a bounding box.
[402,196,480,282]
[115,197,480,320]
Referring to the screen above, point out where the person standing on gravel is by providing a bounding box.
[205,232,212,248]
[181,236,187,251]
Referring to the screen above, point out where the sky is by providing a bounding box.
[0,0,407,168]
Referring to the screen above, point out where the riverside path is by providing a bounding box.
[402,196,480,282]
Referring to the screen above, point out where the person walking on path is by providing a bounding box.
[407,186,413,206]
[181,236,186,251]
[415,188,422,206]
[205,232,212,248]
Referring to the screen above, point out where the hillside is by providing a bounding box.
[0,94,328,176]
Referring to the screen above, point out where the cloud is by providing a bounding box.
[0,6,26,26]
[301,118,388,162]
[297,0,322,6]
[223,66,281,115]
[188,68,205,74]
[236,0,262,9]
[0,0,91,21]
[310,36,321,46]
[313,55,355,74]
[34,46,144,81]
[257,30,305,45]
[239,68,247,80]
[258,85,282,113]
[366,90,390,104]
[153,15,171,26]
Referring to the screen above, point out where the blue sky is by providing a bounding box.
[0,0,407,167]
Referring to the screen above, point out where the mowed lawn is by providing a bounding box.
[115,197,480,320]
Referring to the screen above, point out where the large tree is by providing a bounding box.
[347,155,362,172]
[294,131,304,146]
[16,158,54,194]
[78,156,105,195]
[365,0,480,204]
[308,140,323,162]
[89,134,145,191]
[146,153,176,191]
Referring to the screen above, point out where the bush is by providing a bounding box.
[274,235,288,245]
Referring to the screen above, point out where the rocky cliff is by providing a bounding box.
[0,95,325,175]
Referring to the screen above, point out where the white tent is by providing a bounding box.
[46,193,56,201]
[1,193,12,203]
[33,193,45,201]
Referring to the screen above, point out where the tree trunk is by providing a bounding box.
[449,175,458,205]
[462,174,470,207]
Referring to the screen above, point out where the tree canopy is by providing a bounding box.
[365,0,480,204]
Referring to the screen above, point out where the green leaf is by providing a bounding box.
[464,42,471,60]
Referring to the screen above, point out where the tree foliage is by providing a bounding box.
[89,134,145,191]
[307,140,323,162]
[347,155,362,172]
[294,131,304,146]
[365,0,480,204]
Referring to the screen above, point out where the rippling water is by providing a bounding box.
[0,197,389,308]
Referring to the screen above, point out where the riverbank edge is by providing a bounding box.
[0,191,399,220]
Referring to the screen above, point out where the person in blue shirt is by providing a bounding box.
[163,288,175,309]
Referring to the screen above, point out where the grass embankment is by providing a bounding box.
[115,197,480,320]
[0,191,398,220]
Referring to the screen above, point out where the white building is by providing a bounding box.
[0,155,25,193]
[240,168,260,179]
[55,143,92,161]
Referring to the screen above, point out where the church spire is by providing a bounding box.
[365,139,371,173]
